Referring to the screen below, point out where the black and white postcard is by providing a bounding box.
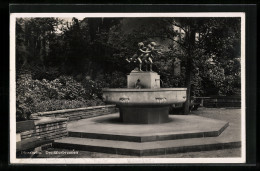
[9,5,252,164]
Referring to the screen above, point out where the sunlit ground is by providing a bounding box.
[34,107,241,158]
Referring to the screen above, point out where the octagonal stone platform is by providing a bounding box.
[53,114,241,156]
[66,114,229,142]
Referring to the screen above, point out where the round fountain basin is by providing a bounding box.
[102,88,187,106]
[102,88,187,124]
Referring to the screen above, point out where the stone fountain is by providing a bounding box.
[53,42,237,157]
[102,70,187,124]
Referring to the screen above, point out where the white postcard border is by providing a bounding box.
[10,12,246,164]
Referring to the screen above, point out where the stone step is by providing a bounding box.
[68,121,228,142]
[53,125,241,156]
[67,114,230,142]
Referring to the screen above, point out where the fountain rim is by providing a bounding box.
[102,88,187,92]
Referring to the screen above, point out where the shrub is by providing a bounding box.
[57,75,88,100]
[16,73,105,120]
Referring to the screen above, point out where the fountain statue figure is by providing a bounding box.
[126,42,162,72]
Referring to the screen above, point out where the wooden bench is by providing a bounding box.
[203,96,241,108]
[169,98,201,114]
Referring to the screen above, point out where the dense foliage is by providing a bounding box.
[16,17,241,120]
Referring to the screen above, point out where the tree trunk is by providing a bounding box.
[184,59,192,114]
[184,25,196,115]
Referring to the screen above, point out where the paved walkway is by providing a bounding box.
[37,108,241,158]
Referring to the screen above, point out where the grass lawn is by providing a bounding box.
[35,107,242,158]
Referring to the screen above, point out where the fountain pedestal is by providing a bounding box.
[119,106,169,124]
[127,71,160,89]
[102,71,187,124]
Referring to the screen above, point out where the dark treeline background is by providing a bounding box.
[16,17,241,120]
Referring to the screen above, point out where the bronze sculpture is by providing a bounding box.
[126,41,161,72]
[126,42,147,71]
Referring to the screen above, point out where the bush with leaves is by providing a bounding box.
[16,73,105,120]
